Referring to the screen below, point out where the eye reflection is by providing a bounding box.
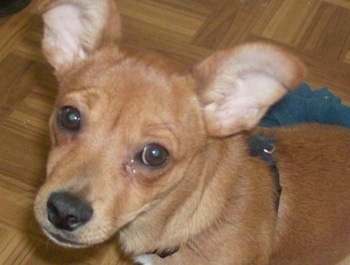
[57,106,81,131]
[140,143,169,168]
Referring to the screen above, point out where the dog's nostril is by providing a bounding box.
[47,192,93,231]
[61,215,82,231]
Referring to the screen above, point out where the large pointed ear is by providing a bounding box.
[193,42,306,137]
[35,0,121,76]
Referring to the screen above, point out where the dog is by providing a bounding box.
[33,0,350,264]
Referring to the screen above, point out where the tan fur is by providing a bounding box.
[33,1,350,264]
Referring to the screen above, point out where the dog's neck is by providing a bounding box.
[144,134,282,261]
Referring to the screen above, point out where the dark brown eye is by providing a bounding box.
[140,144,169,168]
[57,106,81,131]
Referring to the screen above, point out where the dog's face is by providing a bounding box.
[33,0,305,250]
[34,47,208,247]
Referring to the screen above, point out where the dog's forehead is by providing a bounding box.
[59,47,191,101]
[56,47,202,133]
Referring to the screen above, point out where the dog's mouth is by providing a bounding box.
[43,228,88,248]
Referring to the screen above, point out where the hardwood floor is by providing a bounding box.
[0,0,349,264]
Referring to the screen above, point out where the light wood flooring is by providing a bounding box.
[0,0,349,264]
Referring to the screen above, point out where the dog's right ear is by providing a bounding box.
[35,0,121,77]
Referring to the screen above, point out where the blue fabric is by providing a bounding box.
[260,83,350,128]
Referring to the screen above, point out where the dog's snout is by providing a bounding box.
[47,192,93,231]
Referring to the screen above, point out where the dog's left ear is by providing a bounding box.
[193,43,306,137]
[36,0,121,76]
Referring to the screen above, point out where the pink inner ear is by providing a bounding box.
[43,4,86,67]
[194,43,306,137]
[203,70,288,137]
[41,1,115,74]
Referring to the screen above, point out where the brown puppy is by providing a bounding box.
[33,0,350,264]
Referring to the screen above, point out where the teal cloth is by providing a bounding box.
[260,83,350,128]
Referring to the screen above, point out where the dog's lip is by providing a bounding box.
[43,229,87,248]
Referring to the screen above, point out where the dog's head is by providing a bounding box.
[34,0,305,251]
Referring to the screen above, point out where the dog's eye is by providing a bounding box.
[140,144,169,168]
[57,106,81,131]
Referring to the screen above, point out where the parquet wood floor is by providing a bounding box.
[0,0,349,264]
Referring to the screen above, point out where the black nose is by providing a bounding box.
[47,192,93,231]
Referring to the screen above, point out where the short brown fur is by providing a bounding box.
[33,0,350,264]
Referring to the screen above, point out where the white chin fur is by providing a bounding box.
[43,229,88,248]
[133,254,155,265]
